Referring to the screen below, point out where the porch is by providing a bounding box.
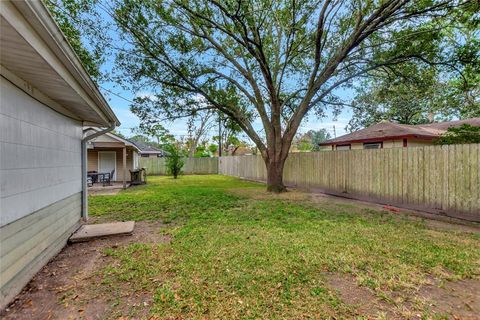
[86,130,140,189]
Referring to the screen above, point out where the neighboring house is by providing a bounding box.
[0,1,119,309]
[132,140,167,158]
[85,129,140,186]
[319,118,480,150]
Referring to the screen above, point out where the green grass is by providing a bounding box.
[90,175,480,319]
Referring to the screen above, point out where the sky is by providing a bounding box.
[99,80,353,143]
[91,5,354,144]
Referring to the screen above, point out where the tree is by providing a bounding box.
[436,124,480,144]
[44,0,104,81]
[128,134,152,144]
[347,1,479,131]
[164,144,185,179]
[185,110,216,157]
[132,124,175,145]
[213,115,244,156]
[347,66,438,131]
[110,129,127,139]
[294,129,331,152]
[87,0,469,192]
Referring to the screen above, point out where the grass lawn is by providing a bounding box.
[89,175,479,319]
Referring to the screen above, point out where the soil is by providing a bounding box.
[418,278,480,319]
[326,273,480,320]
[1,221,169,320]
[326,273,400,319]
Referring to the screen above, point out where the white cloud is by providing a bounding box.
[135,91,158,101]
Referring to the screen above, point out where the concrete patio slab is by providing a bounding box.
[69,221,135,243]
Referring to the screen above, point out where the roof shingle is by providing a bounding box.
[320,118,480,145]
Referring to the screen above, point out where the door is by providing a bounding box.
[98,151,116,180]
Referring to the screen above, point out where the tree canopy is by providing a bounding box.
[294,129,331,152]
[47,0,478,191]
[347,1,479,131]
[44,0,104,81]
[436,124,480,144]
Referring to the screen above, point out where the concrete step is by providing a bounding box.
[69,221,135,243]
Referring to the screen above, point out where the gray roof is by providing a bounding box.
[130,140,165,154]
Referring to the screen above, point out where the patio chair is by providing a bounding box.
[103,169,115,186]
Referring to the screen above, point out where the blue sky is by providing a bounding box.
[99,80,353,142]
[92,7,354,143]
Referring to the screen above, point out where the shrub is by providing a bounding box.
[164,144,184,179]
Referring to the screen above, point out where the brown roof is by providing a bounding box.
[320,118,480,146]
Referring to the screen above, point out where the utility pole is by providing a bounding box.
[218,112,222,157]
[333,125,336,138]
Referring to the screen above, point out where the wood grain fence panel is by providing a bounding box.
[218,144,479,221]
[474,144,480,214]
[140,157,218,175]
[141,145,480,220]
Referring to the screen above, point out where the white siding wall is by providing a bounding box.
[0,77,83,226]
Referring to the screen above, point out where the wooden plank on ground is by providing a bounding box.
[69,221,135,243]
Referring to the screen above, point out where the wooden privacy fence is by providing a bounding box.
[219,144,480,221]
[139,157,218,175]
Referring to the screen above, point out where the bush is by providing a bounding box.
[164,144,184,179]
[436,124,480,145]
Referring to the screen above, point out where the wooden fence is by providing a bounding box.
[138,145,479,221]
[139,157,218,175]
[219,144,480,221]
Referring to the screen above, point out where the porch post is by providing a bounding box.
[123,146,127,189]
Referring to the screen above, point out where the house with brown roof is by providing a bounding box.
[319,118,480,150]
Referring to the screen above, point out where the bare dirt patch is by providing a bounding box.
[326,273,480,319]
[417,278,480,319]
[1,221,169,320]
[326,273,399,319]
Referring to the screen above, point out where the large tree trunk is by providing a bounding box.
[265,153,288,193]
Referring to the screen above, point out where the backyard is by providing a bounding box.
[3,175,479,319]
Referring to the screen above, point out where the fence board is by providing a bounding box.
[139,157,218,175]
[218,144,480,221]
[140,145,479,221]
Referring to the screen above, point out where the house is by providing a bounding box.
[132,140,167,158]
[319,118,480,150]
[85,129,140,187]
[0,0,119,309]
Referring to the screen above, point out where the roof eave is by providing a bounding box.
[10,1,120,127]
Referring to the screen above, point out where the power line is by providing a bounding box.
[100,85,134,103]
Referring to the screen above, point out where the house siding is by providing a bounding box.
[322,138,434,151]
[0,193,81,309]
[0,77,83,309]
[0,77,83,226]
[407,139,434,147]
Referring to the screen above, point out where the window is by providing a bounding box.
[141,154,149,157]
[363,142,383,149]
[336,144,351,150]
